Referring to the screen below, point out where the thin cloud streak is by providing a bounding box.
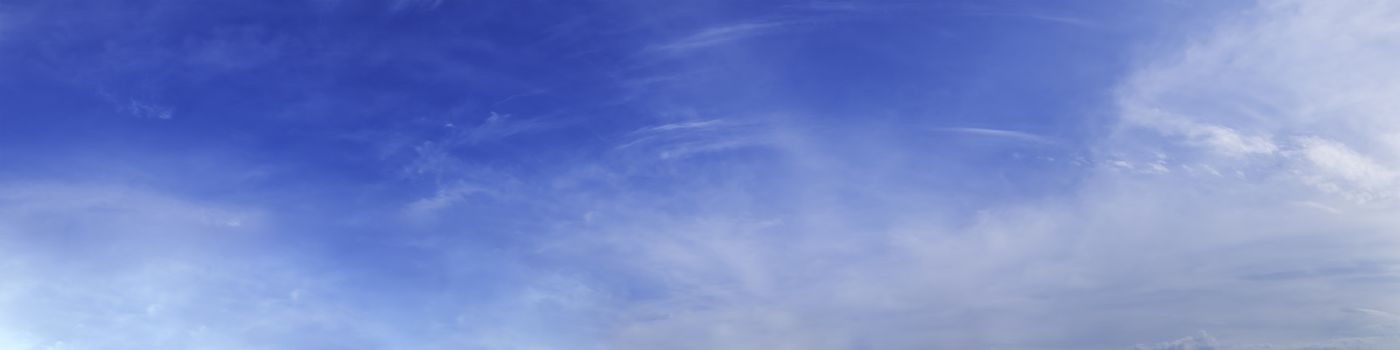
[932,126,1059,145]
[960,11,1100,28]
[649,21,787,53]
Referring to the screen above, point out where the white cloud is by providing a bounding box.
[124,99,174,120]
[962,11,1099,28]
[13,1,1400,349]
[649,21,801,54]
[506,1,1400,349]
[1291,136,1397,201]
[391,0,444,11]
[932,127,1059,145]
[462,112,549,144]
[1344,307,1400,322]
[404,181,490,216]
[0,181,575,349]
[618,119,774,160]
[1134,332,1220,350]
[1113,0,1400,204]
[0,183,301,349]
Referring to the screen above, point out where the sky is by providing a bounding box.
[3,0,1400,349]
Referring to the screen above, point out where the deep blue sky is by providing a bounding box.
[6,1,1400,349]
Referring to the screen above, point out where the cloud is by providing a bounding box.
[0,180,596,350]
[11,1,1400,349]
[460,112,550,144]
[391,0,444,12]
[618,119,774,160]
[1082,0,1400,346]
[649,20,803,54]
[503,1,1400,349]
[641,119,725,132]
[1344,307,1400,322]
[124,98,175,120]
[646,3,1094,56]
[0,183,314,349]
[389,112,558,218]
[1291,136,1398,202]
[932,126,1059,145]
[1112,0,1400,200]
[960,11,1099,28]
[1134,332,1220,350]
[404,181,491,216]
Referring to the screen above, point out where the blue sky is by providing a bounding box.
[4,0,1400,349]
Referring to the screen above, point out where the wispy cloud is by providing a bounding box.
[458,111,550,144]
[649,20,805,54]
[97,89,175,120]
[931,126,1059,144]
[1088,0,1400,346]
[391,0,444,12]
[1345,307,1400,322]
[404,181,490,216]
[1133,332,1220,350]
[532,1,1400,349]
[10,0,1400,349]
[124,98,175,120]
[1114,0,1400,203]
[783,2,1099,28]
[960,11,1099,28]
[617,119,772,160]
[640,119,725,132]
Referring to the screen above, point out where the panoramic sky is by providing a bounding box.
[4,0,1400,349]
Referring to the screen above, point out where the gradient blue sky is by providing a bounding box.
[4,1,1400,349]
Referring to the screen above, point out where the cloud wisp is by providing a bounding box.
[932,126,1060,145]
[647,20,802,54]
